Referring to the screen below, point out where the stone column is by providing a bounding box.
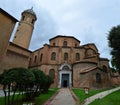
[58,71,62,88]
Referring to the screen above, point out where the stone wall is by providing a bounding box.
[0,43,31,73]
[0,9,17,63]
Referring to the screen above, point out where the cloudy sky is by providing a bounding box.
[1,0,120,62]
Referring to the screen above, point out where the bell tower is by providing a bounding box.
[13,7,37,49]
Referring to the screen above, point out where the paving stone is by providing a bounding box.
[48,88,76,105]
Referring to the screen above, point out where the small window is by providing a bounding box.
[75,44,77,47]
[63,41,67,47]
[49,69,55,79]
[22,16,25,20]
[34,56,37,63]
[76,53,80,61]
[53,43,56,46]
[64,53,68,60]
[96,73,101,83]
[31,19,34,24]
[103,65,108,73]
[51,52,56,60]
[40,54,43,62]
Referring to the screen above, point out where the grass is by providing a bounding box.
[34,88,58,105]
[0,93,24,105]
[0,88,58,105]
[72,88,105,104]
[89,89,120,105]
[0,96,4,105]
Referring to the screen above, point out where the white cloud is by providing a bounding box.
[1,0,120,61]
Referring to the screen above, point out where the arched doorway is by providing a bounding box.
[58,63,72,88]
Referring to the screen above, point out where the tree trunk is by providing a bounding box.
[3,85,7,105]
[7,84,11,105]
[11,86,17,105]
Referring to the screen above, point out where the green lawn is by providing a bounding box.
[35,88,58,105]
[0,88,58,105]
[0,96,4,105]
[72,88,104,104]
[89,90,120,105]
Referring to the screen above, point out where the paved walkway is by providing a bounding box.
[83,86,120,105]
[0,90,4,97]
[44,88,77,105]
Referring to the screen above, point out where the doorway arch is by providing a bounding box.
[58,63,72,88]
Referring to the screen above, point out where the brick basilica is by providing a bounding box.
[1,8,119,89]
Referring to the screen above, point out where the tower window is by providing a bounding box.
[51,52,56,60]
[76,53,80,61]
[63,41,67,47]
[40,54,43,62]
[64,53,68,60]
[96,73,101,83]
[22,16,25,21]
[31,19,34,24]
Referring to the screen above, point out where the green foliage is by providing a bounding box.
[110,67,117,72]
[0,68,54,105]
[108,25,120,71]
[31,69,46,96]
[0,88,58,105]
[31,69,54,93]
[42,75,54,93]
[0,68,35,105]
[89,90,120,105]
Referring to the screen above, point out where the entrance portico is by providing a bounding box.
[58,63,72,88]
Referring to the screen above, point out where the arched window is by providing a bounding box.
[63,41,67,47]
[86,49,95,56]
[96,73,101,83]
[51,52,56,60]
[53,43,56,46]
[40,54,43,62]
[22,16,25,21]
[34,55,37,63]
[76,53,80,61]
[64,53,68,60]
[49,69,55,79]
[75,44,78,47]
[31,19,34,24]
[63,66,69,70]
[103,65,108,73]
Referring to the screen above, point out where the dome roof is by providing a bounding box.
[22,7,37,19]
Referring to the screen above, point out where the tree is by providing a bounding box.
[31,69,46,96]
[0,68,35,105]
[108,25,120,72]
[43,75,54,93]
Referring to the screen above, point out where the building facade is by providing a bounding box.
[0,8,119,89]
[0,8,18,63]
[29,36,111,89]
[0,8,35,73]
